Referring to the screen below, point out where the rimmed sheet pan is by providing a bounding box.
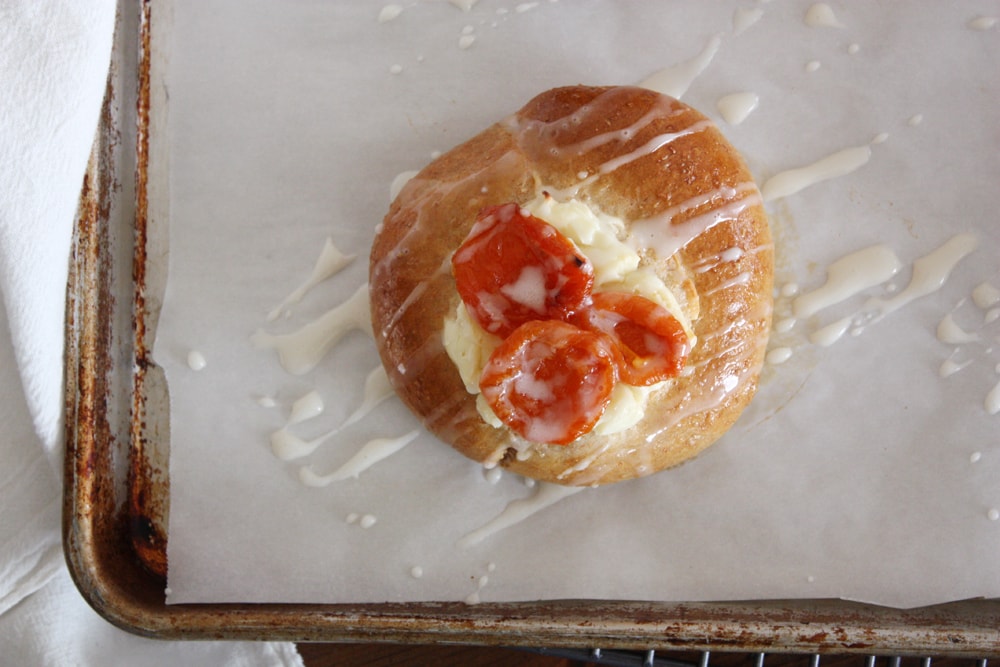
[63,0,1000,654]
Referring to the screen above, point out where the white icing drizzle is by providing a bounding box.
[448,0,478,11]
[267,238,356,322]
[598,121,714,176]
[383,258,453,343]
[270,370,393,461]
[289,390,324,425]
[692,245,749,274]
[457,482,584,548]
[761,145,872,202]
[340,366,395,430]
[690,316,748,360]
[640,34,722,100]
[628,183,761,259]
[804,3,845,28]
[416,366,478,424]
[717,92,759,126]
[721,247,745,263]
[252,283,371,375]
[732,7,764,35]
[498,265,550,314]
[556,441,613,480]
[702,271,751,297]
[809,315,852,347]
[390,170,418,201]
[186,350,207,371]
[271,428,326,461]
[972,282,1000,309]
[793,245,902,319]
[799,236,979,351]
[781,283,799,297]
[865,234,978,319]
[465,577,487,605]
[378,4,403,22]
[644,370,741,443]
[555,97,683,157]
[299,430,421,486]
[937,313,980,345]
[939,354,972,378]
[968,16,998,31]
[766,347,793,365]
[774,317,796,333]
[987,380,1000,415]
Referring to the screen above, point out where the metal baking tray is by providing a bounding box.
[63,0,1000,654]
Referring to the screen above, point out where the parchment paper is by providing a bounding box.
[155,0,1000,607]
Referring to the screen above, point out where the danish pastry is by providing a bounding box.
[369,85,772,486]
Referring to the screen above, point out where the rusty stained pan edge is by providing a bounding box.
[61,0,1000,654]
[63,0,165,639]
[127,0,168,583]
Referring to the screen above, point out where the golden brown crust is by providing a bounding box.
[370,85,773,486]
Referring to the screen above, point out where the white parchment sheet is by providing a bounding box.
[154,1,1000,607]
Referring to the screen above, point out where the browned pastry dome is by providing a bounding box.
[370,85,773,486]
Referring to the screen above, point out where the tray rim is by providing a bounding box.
[61,0,1000,654]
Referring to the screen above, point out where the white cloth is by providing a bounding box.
[0,1,302,664]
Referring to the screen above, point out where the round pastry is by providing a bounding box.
[369,85,773,486]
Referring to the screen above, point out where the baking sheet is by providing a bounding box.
[154,0,1000,608]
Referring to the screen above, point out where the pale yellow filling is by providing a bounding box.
[443,194,694,437]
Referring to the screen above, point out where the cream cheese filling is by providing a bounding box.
[444,193,695,438]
